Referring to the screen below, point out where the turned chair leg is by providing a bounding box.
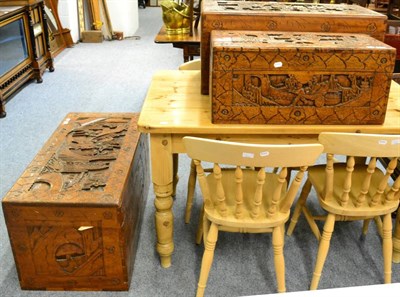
[195,205,205,244]
[310,213,335,290]
[382,213,392,283]
[196,222,218,297]
[393,210,400,263]
[185,159,197,223]
[362,218,371,236]
[287,179,312,235]
[273,225,286,293]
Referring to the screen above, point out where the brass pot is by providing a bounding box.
[161,0,191,35]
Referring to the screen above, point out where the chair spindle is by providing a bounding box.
[214,163,228,217]
[340,156,355,207]
[195,160,213,209]
[384,158,399,204]
[323,154,334,201]
[267,168,286,218]
[251,168,266,219]
[234,166,244,219]
[358,157,375,207]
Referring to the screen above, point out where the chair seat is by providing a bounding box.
[308,164,400,217]
[205,170,289,229]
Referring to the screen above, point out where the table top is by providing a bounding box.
[154,25,201,44]
[138,70,400,135]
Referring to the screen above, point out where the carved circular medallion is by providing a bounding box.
[367,23,377,33]
[10,208,21,218]
[290,109,306,122]
[54,210,64,217]
[380,58,387,64]
[211,20,223,29]
[267,21,277,30]
[101,194,114,202]
[8,190,23,200]
[107,246,115,254]
[18,244,28,252]
[103,211,113,220]
[321,23,331,32]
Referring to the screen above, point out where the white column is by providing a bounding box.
[106,0,139,37]
[58,0,79,43]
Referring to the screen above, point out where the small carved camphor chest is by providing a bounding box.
[2,113,150,290]
[211,31,396,125]
[201,1,388,94]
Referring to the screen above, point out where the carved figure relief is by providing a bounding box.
[233,73,373,108]
[29,117,130,193]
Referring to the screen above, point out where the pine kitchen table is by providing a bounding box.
[137,70,400,268]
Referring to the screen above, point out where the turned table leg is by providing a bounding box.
[150,134,175,268]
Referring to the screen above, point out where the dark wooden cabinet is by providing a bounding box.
[0,0,54,118]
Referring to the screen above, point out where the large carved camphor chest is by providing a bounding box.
[211,31,396,125]
[2,113,150,290]
[201,1,388,94]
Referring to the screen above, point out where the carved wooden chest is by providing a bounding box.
[201,1,388,94]
[211,31,396,125]
[2,113,150,290]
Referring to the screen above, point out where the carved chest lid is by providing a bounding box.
[211,31,396,73]
[211,30,396,52]
[2,113,141,206]
[203,1,386,18]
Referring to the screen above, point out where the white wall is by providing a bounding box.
[58,0,79,43]
[107,0,139,38]
[57,0,139,43]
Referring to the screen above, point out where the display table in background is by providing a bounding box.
[154,25,200,62]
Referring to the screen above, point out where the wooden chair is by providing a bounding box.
[287,132,400,290]
[183,136,323,297]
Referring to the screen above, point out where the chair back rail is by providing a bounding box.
[184,136,324,220]
[319,132,400,208]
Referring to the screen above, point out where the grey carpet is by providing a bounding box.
[0,7,399,297]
